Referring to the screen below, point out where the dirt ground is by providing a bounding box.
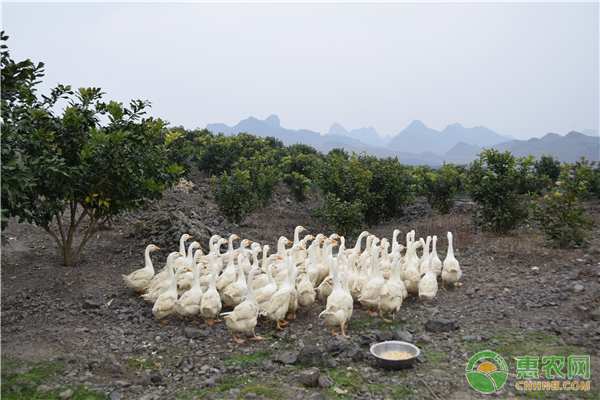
[2,181,600,399]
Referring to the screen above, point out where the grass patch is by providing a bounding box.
[239,383,285,399]
[1,359,104,400]
[226,350,272,367]
[322,368,361,398]
[347,316,405,332]
[124,355,165,372]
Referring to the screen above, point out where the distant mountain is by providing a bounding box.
[492,131,599,163]
[582,129,599,137]
[327,123,388,148]
[205,116,598,165]
[387,120,509,155]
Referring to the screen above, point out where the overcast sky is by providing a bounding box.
[3,1,598,140]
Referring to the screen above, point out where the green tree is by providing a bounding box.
[534,153,561,183]
[212,169,260,224]
[415,163,460,215]
[1,33,182,266]
[467,149,534,234]
[529,166,595,247]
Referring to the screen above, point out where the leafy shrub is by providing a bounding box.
[467,149,534,234]
[313,150,412,237]
[283,171,312,202]
[529,167,595,247]
[534,153,561,183]
[415,164,459,215]
[564,157,600,201]
[321,194,365,239]
[212,169,259,224]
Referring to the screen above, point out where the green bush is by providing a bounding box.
[321,194,365,239]
[529,167,595,247]
[467,149,534,234]
[283,171,312,202]
[212,169,259,224]
[534,153,561,183]
[415,164,459,215]
[565,157,600,201]
[313,150,412,237]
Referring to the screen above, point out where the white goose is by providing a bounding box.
[200,256,222,325]
[263,257,301,330]
[152,266,189,323]
[419,254,438,305]
[419,236,432,277]
[379,253,405,322]
[297,259,316,311]
[175,260,204,322]
[358,245,385,316]
[441,231,462,290]
[223,254,249,308]
[320,257,351,338]
[223,266,264,344]
[430,235,443,277]
[142,252,182,304]
[123,244,159,292]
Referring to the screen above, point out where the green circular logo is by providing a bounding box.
[465,350,508,393]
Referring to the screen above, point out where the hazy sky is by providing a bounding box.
[3,1,599,140]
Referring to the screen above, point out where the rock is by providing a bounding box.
[132,221,146,235]
[462,335,477,341]
[10,385,22,392]
[573,284,584,293]
[108,393,122,400]
[310,394,326,400]
[273,351,298,365]
[299,346,324,367]
[326,358,338,368]
[184,328,207,339]
[392,330,413,342]
[481,332,493,341]
[591,307,600,321]
[201,378,216,388]
[348,348,363,361]
[261,360,275,371]
[318,375,334,389]
[243,393,257,400]
[139,370,152,386]
[425,319,457,332]
[36,384,51,392]
[375,331,393,341]
[58,389,75,399]
[416,334,432,345]
[299,369,320,387]
[82,300,101,309]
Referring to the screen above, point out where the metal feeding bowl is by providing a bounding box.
[370,341,420,370]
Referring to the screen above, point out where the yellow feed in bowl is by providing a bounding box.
[379,351,414,360]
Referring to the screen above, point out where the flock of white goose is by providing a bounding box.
[122,227,462,343]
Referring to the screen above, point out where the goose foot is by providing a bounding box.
[232,332,244,344]
[330,326,340,336]
[251,330,264,341]
[287,312,297,320]
[439,280,447,291]
[379,312,392,323]
[367,309,378,317]
[276,319,287,330]
[279,319,289,326]
[191,316,199,324]
[160,319,168,324]
[203,317,215,325]
[341,325,351,339]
